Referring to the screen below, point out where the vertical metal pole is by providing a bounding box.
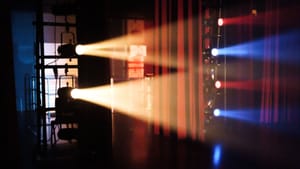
[35,0,47,152]
[35,0,42,152]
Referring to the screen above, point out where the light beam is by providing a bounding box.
[70,73,199,139]
[217,30,300,63]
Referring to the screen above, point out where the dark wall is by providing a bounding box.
[76,0,111,87]
[1,0,20,168]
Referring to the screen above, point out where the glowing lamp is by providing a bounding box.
[75,44,85,55]
[218,18,224,26]
[211,48,219,56]
[213,109,221,116]
[215,80,221,88]
[70,88,80,99]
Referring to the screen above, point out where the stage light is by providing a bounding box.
[57,43,77,57]
[213,109,220,117]
[57,43,86,58]
[218,18,224,26]
[75,44,85,55]
[215,80,221,88]
[211,48,219,56]
[57,86,74,100]
[70,88,80,99]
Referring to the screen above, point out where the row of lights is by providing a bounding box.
[202,5,223,125]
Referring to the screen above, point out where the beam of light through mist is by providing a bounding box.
[215,109,260,123]
[223,5,300,26]
[70,72,199,139]
[222,13,262,26]
[222,8,283,26]
[75,40,183,68]
[218,77,300,93]
[220,80,261,91]
[217,30,300,62]
[72,21,187,69]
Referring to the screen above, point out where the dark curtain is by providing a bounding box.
[2,0,20,167]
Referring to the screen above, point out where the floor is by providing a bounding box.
[18,110,300,169]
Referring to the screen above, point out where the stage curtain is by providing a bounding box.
[153,0,205,141]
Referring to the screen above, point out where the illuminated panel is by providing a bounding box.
[127,19,146,79]
[128,45,147,79]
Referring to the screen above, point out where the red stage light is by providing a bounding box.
[215,80,221,88]
[218,18,224,26]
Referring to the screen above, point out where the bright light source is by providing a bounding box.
[215,80,221,88]
[75,44,85,55]
[70,88,80,99]
[211,48,219,56]
[213,109,221,116]
[218,18,224,26]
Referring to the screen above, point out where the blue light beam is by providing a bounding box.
[216,109,260,124]
[217,30,300,63]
